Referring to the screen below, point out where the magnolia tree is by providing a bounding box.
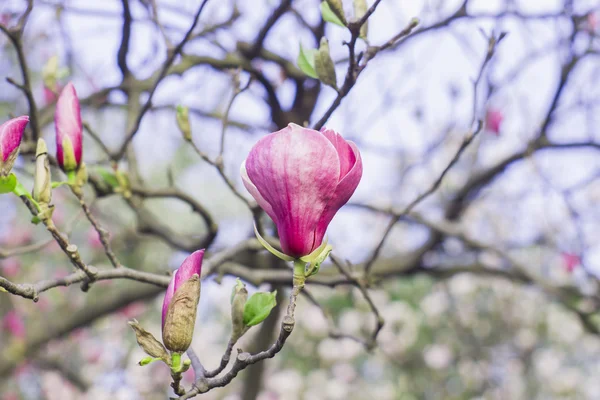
[1,0,600,399]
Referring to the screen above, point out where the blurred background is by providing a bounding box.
[1,0,600,399]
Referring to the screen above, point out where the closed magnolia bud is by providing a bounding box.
[32,139,52,204]
[55,83,83,172]
[176,105,192,142]
[353,0,368,39]
[0,116,28,177]
[231,279,248,341]
[314,38,337,90]
[326,0,347,24]
[162,274,201,353]
[42,56,59,90]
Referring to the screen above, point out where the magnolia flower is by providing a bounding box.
[485,109,503,135]
[562,252,581,274]
[242,123,362,258]
[55,82,83,172]
[161,250,204,352]
[0,116,29,176]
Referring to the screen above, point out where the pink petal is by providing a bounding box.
[55,82,83,168]
[485,109,503,135]
[245,123,340,257]
[161,271,177,328]
[321,128,357,178]
[314,139,362,245]
[241,161,276,220]
[174,249,204,289]
[0,116,29,163]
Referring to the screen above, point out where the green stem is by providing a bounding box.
[171,352,181,371]
[293,260,306,288]
[13,180,40,212]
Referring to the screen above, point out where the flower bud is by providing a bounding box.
[161,250,204,353]
[231,279,248,341]
[326,0,347,25]
[314,38,338,90]
[42,56,59,90]
[55,83,83,172]
[32,139,52,205]
[353,0,368,39]
[485,109,503,135]
[176,105,192,141]
[0,116,29,177]
[162,274,201,353]
[128,319,170,363]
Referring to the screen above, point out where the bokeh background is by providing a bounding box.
[1,0,600,399]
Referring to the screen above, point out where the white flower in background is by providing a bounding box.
[265,369,303,399]
[332,362,357,383]
[420,289,449,320]
[339,309,364,336]
[449,274,476,296]
[423,343,453,370]
[546,304,583,344]
[533,348,563,379]
[326,379,349,400]
[549,367,582,395]
[299,304,329,337]
[515,328,538,350]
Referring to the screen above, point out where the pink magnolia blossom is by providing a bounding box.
[485,109,503,135]
[55,82,83,172]
[562,252,581,273]
[242,123,362,257]
[43,85,59,105]
[0,115,29,176]
[2,310,25,339]
[161,250,204,328]
[1,258,21,277]
[588,12,598,33]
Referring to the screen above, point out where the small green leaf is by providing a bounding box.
[321,2,346,27]
[297,44,319,79]
[0,174,17,194]
[96,167,120,188]
[243,291,277,327]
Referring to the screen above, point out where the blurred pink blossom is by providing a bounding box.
[43,85,59,105]
[562,252,581,273]
[2,310,26,339]
[86,228,103,250]
[587,12,598,33]
[485,109,503,135]
[1,258,21,277]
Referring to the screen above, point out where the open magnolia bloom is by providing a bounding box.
[242,123,362,258]
[0,116,29,177]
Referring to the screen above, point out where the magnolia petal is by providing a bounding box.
[174,249,204,290]
[245,123,340,257]
[320,128,356,179]
[55,82,82,170]
[241,161,276,220]
[0,116,28,172]
[161,270,177,328]
[313,140,362,245]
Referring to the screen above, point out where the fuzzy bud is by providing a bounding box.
[314,37,338,90]
[326,0,347,24]
[32,139,52,205]
[162,274,201,353]
[128,319,170,363]
[176,105,192,142]
[353,0,368,39]
[230,279,248,341]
